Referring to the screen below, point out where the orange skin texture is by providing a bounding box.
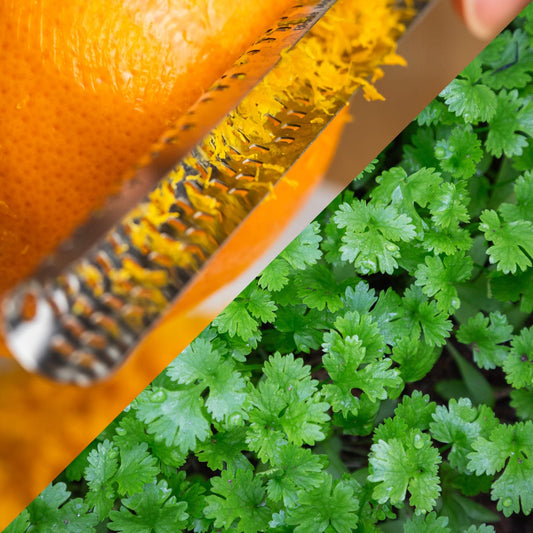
[0,0,295,294]
[0,109,346,528]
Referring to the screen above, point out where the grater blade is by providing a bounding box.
[1,0,428,385]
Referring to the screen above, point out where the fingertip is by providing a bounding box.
[460,0,531,41]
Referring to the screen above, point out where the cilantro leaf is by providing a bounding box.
[213,299,259,341]
[26,483,97,532]
[108,480,188,533]
[371,166,442,233]
[213,282,275,341]
[393,391,437,432]
[400,286,453,347]
[280,221,323,270]
[391,335,441,382]
[414,253,472,313]
[468,421,533,516]
[499,170,533,223]
[167,336,247,421]
[479,209,533,273]
[84,440,119,518]
[296,262,345,312]
[481,29,533,90]
[322,312,401,414]
[502,326,533,388]
[196,427,252,473]
[403,512,451,533]
[246,354,329,461]
[269,305,327,354]
[264,445,325,507]
[114,442,159,496]
[134,386,211,453]
[334,199,416,274]
[429,182,471,229]
[429,399,498,472]
[510,389,533,419]
[440,75,497,124]
[465,527,496,533]
[456,312,513,369]
[369,430,442,514]
[204,469,270,533]
[285,474,360,533]
[486,89,533,158]
[489,268,533,314]
[434,125,483,179]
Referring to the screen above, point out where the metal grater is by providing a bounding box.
[1,0,426,385]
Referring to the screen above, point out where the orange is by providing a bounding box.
[0,0,295,294]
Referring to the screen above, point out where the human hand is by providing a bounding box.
[454,0,532,40]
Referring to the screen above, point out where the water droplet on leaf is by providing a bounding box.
[413,433,424,449]
[150,389,167,403]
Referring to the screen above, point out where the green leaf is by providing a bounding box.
[369,430,442,514]
[26,483,97,532]
[429,399,498,472]
[269,305,326,353]
[213,299,259,341]
[280,221,323,270]
[429,182,471,231]
[264,445,325,507]
[134,386,210,453]
[84,440,119,518]
[285,474,359,533]
[204,469,270,533]
[434,126,483,179]
[108,480,188,533]
[393,391,437,432]
[414,253,472,313]
[296,262,345,312]
[502,326,533,388]
[258,256,290,291]
[499,171,533,223]
[400,286,453,347]
[114,442,159,496]
[246,354,329,461]
[456,312,513,369]
[391,335,440,382]
[468,421,533,516]
[322,312,401,414]
[489,268,533,313]
[167,336,247,421]
[440,77,497,124]
[481,29,533,90]
[403,512,451,533]
[213,283,275,341]
[242,283,277,323]
[510,388,533,419]
[334,199,416,274]
[486,89,533,158]
[479,209,533,274]
[372,166,442,233]
[196,427,252,473]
